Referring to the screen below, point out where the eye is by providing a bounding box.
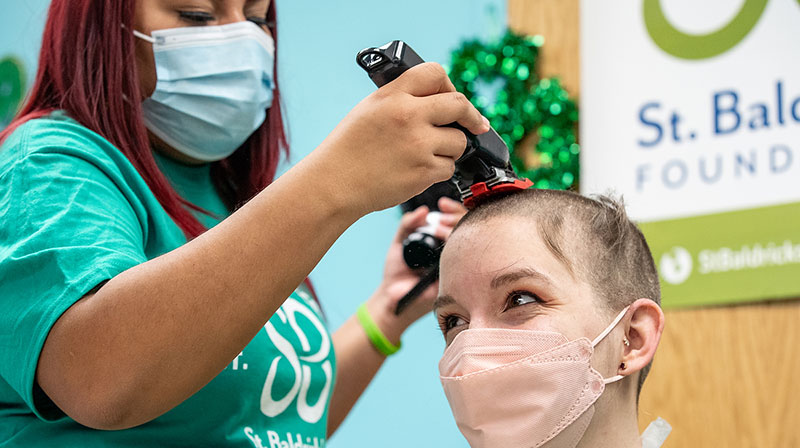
[506,291,542,309]
[438,314,467,335]
[178,11,215,24]
[247,16,270,28]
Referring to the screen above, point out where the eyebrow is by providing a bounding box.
[433,267,553,311]
[490,267,554,290]
[432,294,456,311]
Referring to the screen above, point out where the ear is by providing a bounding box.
[618,298,665,376]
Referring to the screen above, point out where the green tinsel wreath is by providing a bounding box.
[0,56,26,128]
[448,31,579,190]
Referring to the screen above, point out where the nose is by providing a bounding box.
[217,7,273,39]
[464,315,489,330]
[218,8,247,26]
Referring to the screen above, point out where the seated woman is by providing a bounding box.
[434,189,670,448]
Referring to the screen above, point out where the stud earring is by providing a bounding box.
[623,338,630,347]
[620,362,627,370]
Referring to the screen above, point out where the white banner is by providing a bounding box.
[580,0,800,222]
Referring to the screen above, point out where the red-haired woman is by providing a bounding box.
[0,0,486,445]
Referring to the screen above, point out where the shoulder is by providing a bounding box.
[0,112,133,180]
[0,112,157,233]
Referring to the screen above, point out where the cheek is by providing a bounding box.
[591,334,624,374]
[134,40,157,99]
[514,314,560,332]
[132,0,164,99]
[513,309,591,338]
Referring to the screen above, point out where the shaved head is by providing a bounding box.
[451,189,661,393]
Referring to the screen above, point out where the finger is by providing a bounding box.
[389,62,456,97]
[428,126,468,160]
[429,155,458,184]
[396,206,429,242]
[431,224,454,241]
[438,196,467,214]
[423,92,490,135]
[400,206,428,229]
[438,213,463,228]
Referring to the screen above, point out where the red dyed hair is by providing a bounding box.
[0,0,288,239]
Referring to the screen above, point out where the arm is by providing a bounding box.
[327,198,466,436]
[36,64,488,430]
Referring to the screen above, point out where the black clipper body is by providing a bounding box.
[356,40,532,209]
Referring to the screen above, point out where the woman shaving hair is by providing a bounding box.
[434,189,671,448]
[0,0,486,445]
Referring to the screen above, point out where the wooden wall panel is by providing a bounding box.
[638,301,800,447]
[508,0,800,446]
[508,0,580,97]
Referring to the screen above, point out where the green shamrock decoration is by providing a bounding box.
[0,56,26,128]
[448,31,579,190]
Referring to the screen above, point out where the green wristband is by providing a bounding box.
[356,303,401,357]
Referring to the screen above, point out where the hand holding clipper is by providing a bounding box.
[357,40,533,315]
[357,40,532,209]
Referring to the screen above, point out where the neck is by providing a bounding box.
[574,383,641,448]
[150,132,208,166]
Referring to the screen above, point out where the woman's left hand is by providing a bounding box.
[364,197,467,344]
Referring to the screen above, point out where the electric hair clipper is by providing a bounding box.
[357,41,532,315]
[356,40,532,209]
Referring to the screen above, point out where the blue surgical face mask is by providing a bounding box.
[133,21,275,162]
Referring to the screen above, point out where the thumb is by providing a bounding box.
[396,206,429,243]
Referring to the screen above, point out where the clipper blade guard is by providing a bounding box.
[463,177,534,209]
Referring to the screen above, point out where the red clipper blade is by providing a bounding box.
[463,178,534,209]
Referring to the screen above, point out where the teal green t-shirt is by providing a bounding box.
[0,112,335,447]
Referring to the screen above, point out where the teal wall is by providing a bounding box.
[1,1,51,125]
[0,1,506,446]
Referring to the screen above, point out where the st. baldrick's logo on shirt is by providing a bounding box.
[260,292,333,424]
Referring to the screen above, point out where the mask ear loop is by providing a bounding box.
[591,306,630,347]
[132,29,156,44]
[591,306,631,385]
[603,374,625,385]
[120,23,156,44]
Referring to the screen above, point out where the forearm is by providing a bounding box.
[327,296,406,436]
[37,63,485,430]
[38,150,363,430]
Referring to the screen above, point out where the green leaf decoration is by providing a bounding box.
[0,56,26,127]
[448,30,579,190]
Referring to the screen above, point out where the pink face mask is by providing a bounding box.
[439,307,630,448]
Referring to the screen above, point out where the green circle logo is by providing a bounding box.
[0,56,26,126]
[644,0,768,60]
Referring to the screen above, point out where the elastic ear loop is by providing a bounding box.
[132,29,156,44]
[591,306,630,385]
